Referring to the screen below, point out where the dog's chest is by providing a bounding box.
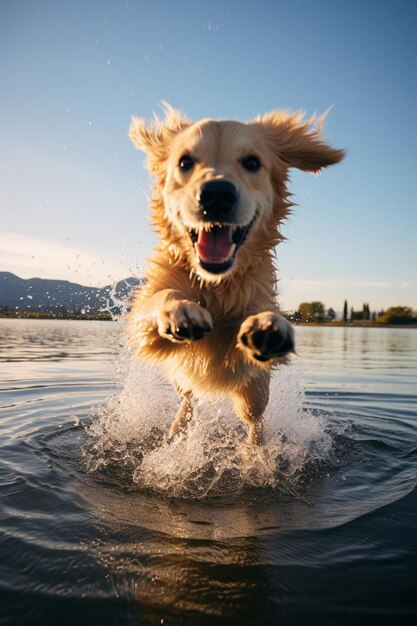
[162,324,258,394]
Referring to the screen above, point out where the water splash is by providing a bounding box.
[85,326,332,498]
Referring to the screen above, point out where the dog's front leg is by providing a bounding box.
[237,311,295,363]
[233,371,271,445]
[138,289,213,343]
[168,390,194,441]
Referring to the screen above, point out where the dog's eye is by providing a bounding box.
[240,155,262,172]
[178,155,195,172]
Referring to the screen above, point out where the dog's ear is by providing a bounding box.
[129,103,190,173]
[254,110,345,173]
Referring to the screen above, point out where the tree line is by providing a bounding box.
[1,301,415,325]
[290,301,416,325]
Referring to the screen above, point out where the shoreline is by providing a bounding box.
[294,321,417,328]
[0,312,113,321]
[1,313,416,328]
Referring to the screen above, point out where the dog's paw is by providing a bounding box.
[238,311,295,362]
[157,301,213,342]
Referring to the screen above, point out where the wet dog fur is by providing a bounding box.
[128,105,344,445]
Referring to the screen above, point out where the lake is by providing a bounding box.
[1,319,416,625]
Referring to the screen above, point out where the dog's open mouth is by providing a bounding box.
[188,220,254,274]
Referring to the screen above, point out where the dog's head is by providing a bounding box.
[130,104,344,281]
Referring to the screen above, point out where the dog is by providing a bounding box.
[128,105,344,445]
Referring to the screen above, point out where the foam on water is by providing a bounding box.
[85,325,333,498]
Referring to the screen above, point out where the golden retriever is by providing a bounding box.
[128,105,344,445]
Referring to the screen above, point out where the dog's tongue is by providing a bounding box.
[196,226,234,263]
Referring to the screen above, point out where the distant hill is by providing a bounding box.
[0,272,143,315]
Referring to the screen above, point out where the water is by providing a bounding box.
[1,319,417,625]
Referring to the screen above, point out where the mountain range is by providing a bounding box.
[0,272,143,315]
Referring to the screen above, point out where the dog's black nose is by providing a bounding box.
[198,180,239,216]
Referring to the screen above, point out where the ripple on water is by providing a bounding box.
[1,321,417,625]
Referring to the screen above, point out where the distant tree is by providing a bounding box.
[327,307,336,321]
[350,308,364,321]
[289,311,302,323]
[298,301,326,323]
[343,300,348,322]
[378,307,415,325]
[371,311,377,322]
[363,303,370,320]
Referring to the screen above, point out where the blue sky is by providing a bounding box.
[1,0,416,312]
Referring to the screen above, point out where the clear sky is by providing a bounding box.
[1,0,416,312]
